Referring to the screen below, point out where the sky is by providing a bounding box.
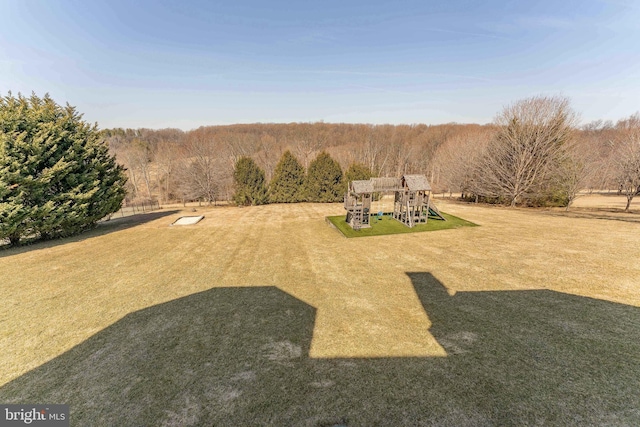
[0,0,638,130]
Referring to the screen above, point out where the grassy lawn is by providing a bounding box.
[1,198,639,425]
[327,212,477,237]
[1,275,639,426]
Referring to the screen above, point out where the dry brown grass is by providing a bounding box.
[1,195,639,386]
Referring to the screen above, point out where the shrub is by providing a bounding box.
[306,152,343,202]
[269,151,306,203]
[0,93,126,245]
[233,157,268,206]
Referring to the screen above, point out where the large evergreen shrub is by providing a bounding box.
[343,162,381,200]
[232,156,268,206]
[306,152,343,202]
[269,151,306,203]
[0,93,127,245]
[344,163,372,185]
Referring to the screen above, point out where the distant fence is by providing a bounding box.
[107,200,161,220]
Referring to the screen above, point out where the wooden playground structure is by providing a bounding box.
[344,175,445,230]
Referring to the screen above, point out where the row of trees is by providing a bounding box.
[232,151,372,205]
[103,122,461,205]
[4,91,636,247]
[105,105,640,211]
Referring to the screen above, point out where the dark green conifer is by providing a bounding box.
[232,156,268,206]
[306,152,343,202]
[0,93,127,245]
[269,151,306,203]
[344,163,372,186]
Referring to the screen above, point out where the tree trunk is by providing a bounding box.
[129,170,139,198]
[565,198,573,212]
[142,168,152,199]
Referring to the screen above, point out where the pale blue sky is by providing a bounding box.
[1,0,638,130]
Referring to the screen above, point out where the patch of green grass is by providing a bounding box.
[327,212,477,237]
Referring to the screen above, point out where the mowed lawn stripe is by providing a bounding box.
[1,197,639,421]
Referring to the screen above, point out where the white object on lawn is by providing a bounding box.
[171,215,205,226]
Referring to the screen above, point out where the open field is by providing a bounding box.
[1,194,639,425]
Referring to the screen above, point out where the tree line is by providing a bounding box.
[4,92,637,246]
[104,99,640,211]
[103,122,461,205]
[232,151,373,206]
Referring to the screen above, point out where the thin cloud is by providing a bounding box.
[252,69,495,83]
[515,15,579,30]
[422,27,511,40]
[348,84,451,105]
[350,83,426,97]
[597,0,640,10]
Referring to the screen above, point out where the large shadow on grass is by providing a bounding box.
[2,277,640,426]
[0,210,179,258]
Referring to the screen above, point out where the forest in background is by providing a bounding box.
[103,102,639,210]
[105,122,468,204]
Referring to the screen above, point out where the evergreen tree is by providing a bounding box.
[269,151,306,203]
[306,152,343,202]
[0,93,127,245]
[344,163,372,187]
[343,162,379,199]
[232,156,268,206]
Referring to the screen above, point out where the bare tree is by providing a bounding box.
[153,140,179,204]
[390,130,415,178]
[612,113,640,211]
[177,130,222,205]
[433,129,492,198]
[291,123,325,169]
[147,129,185,203]
[254,133,284,182]
[554,141,596,210]
[476,96,578,206]
[222,131,258,168]
[575,122,618,192]
[116,139,153,200]
[355,125,391,176]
